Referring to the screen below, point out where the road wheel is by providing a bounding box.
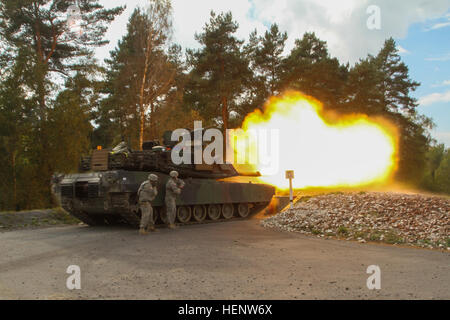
[177,206,192,223]
[207,204,221,221]
[221,204,234,219]
[237,203,250,218]
[192,205,206,222]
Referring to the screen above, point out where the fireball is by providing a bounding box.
[229,91,398,190]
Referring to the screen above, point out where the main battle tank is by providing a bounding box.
[54,131,275,228]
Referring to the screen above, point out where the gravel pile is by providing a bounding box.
[262,192,450,249]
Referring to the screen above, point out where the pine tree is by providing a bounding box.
[342,38,431,184]
[375,38,429,183]
[375,38,420,115]
[100,3,176,150]
[435,149,450,194]
[281,32,348,108]
[341,56,385,114]
[153,44,204,137]
[47,73,95,173]
[0,0,124,112]
[247,24,287,96]
[0,53,33,210]
[0,0,123,209]
[184,11,251,130]
[421,144,446,191]
[239,24,287,121]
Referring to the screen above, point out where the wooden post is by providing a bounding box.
[285,170,295,209]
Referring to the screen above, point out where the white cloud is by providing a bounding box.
[397,45,410,55]
[426,12,450,30]
[418,90,450,106]
[95,0,266,65]
[427,21,450,30]
[431,80,450,88]
[425,53,450,61]
[95,0,450,65]
[249,0,450,64]
[171,0,266,51]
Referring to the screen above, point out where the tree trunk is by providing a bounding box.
[139,102,145,151]
[139,58,149,150]
[221,96,228,161]
[221,96,229,131]
[11,149,17,210]
[138,31,153,150]
[150,101,156,139]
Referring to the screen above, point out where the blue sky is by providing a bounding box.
[397,15,450,146]
[97,0,450,146]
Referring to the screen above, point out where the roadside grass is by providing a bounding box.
[297,196,312,203]
[0,208,79,231]
[337,225,349,236]
[384,231,405,244]
[369,231,383,242]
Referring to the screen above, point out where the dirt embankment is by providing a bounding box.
[262,192,450,250]
[0,208,79,231]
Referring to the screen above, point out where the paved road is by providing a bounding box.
[0,220,448,299]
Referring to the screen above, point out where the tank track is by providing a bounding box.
[167,215,248,227]
[166,203,269,227]
[70,210,104,226]
[71,202,268,228]
[149,202,268,228]
[117,209,141,228]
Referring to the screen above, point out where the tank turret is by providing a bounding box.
[81,129,257,179]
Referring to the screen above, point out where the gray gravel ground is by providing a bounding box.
[262,192,449,249]
[0,220,449,300]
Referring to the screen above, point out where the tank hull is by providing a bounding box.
[57,170,275,227]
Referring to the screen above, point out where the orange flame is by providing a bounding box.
[230,91,398,190]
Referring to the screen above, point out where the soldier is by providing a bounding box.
[138,174,159,235]
[165,170,185,229]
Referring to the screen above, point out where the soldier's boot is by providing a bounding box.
[147,226,158,233]
[139,228,149,235]
[168,224,177,229]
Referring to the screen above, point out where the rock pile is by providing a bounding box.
[262,192,450,249]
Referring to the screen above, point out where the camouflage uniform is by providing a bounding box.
[165,171,185,227]
[138,174,158,233]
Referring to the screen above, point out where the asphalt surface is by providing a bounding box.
[0,219,449,299]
